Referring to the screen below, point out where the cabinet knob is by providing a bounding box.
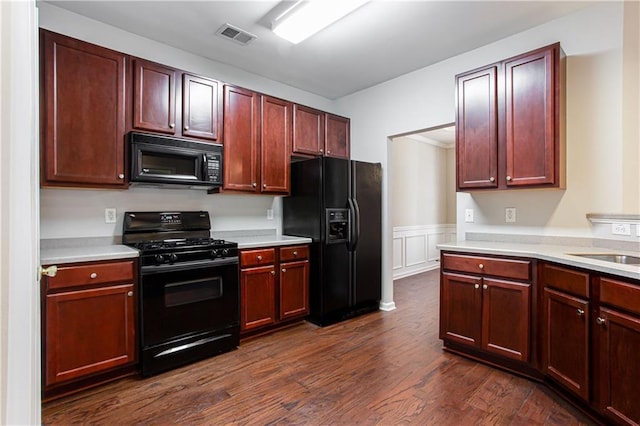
[474,283,480,289]
[319,149,324,153]
[327,150,331,154]
[506,176,512,181]
[577,308,585,316]
[271,270,276,275]
[39,265,57,278]
[478,263,484,270]
[90,272,97,279]
[127,291,133,297]
[596,317,606,325]
[184,126,189,131]
[263,183,267,188]
[257,255,262,261]
[293,251,298,256]
[169,123,175,129]
[252,183,257,188]
[118,174,125,179]
[482,284,488,290]
[282,268,286,273]
[489,176,495,182]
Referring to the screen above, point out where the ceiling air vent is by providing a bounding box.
[216,23,257,46]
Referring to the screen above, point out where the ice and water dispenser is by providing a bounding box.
[326,208,350,244]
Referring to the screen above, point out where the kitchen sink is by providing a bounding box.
[568,253,640,265]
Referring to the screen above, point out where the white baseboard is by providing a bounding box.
[393,263,440,280]
[379,301,397,311]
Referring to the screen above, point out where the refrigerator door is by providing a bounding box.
[351,160,382,306]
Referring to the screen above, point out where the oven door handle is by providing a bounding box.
[141,257,238,274]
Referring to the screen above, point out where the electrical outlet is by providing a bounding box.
[464,209,474,223]
[611,223,631,236]
[266,209,274,220]
[505,207,516,223]
[105,208,117,224]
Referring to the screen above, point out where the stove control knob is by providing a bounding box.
[211,249,220,258]
[221,248,230,257]
[154,254,165,264]
[169,253,178,263]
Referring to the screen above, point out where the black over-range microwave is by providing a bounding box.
[129,132,223,190]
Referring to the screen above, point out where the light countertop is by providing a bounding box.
[229,235,312,249]
[437,240,640,281]
[41,244,139,265]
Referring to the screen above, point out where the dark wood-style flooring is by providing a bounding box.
[42,270,593,425]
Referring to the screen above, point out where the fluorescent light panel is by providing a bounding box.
[273,0,369,44]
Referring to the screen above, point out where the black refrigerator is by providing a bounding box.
[283,157,382,326]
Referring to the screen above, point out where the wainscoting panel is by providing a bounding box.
[392,224,456,280]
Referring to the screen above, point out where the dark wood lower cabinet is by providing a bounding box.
[241,264,276,331]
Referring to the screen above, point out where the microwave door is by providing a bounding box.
[136,144,201,182]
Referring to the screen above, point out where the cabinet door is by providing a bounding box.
[45,284,135,386]
[504,46,557,187]
[133,59,176,134]
[292,104,324,156]
[260,96,291,194]
[440,272,482,347]
[240,265,276,331]
[182,73,222,142]
[597,307,640,425]
[223,85,260,192]
[279,260,309,321]
[41,30,127,188]
[325,114,350,159]
[455,65,499,189]
[542,287,590,401]
[482,278,531,362]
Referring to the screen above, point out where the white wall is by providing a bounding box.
[336,2,636,306]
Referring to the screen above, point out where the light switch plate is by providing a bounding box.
[105,208,117,224]
[505,207,516,223]
[464,209,474,223]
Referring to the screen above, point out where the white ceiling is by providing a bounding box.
[43,0,591,100]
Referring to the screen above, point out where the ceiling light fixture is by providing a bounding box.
[272,0,369,44]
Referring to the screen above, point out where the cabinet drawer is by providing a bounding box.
[599,277,640,316]
[541,263,589,298]
[280,245,309,262]
[241,248,276,267]
[442,253,531,281]
[47,260,134,291]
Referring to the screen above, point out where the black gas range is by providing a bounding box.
[123,211,240,377]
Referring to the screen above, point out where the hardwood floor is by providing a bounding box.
[42,270,593,425]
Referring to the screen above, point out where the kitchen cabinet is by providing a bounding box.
[456,42,565,191]
[182,73,222,142]
[594,276,640,425]
[133,58,177,134]
[240,245,309,336]
[440,252,532,364]
[42,259,137,398]
[540,263,590,401]
[292,105,350,159]
[223,85,291,194]
[40,30,127,189]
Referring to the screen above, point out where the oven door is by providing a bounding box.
[140,258,239,349]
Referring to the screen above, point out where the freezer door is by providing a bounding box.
[352,160,382,306]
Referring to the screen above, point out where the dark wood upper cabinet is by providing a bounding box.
[133,59,176,134]
[292,104,324,156]
[261,96,291,194]
[182,73,222,142]
[223,85,290,195]
[325,113,350,159]
[40,30,127,188]
[455,42,565,191]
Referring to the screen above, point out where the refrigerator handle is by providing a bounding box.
[348,198,360,251]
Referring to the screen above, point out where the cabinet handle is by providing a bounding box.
[327,150,331,154]
[489,176,495,182]
[596,317,606,325]
[282,268,286,273]
[577,308,584,316]
[271,270,276,275]
[257,255,262,261]
[320,149,324,153]
[293,251,298,256]
[184,126,189,131]
[474,283,480,289]
[169,123,175,129]
[127,291,133,297]
[506,176,512,181]
[118,174,125,179]
[39,265,58,278]
[263,183,267,188]
[90,272,97,279]
[482,284,488,290]
[252,183,257,188]
[478,263,484,270]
